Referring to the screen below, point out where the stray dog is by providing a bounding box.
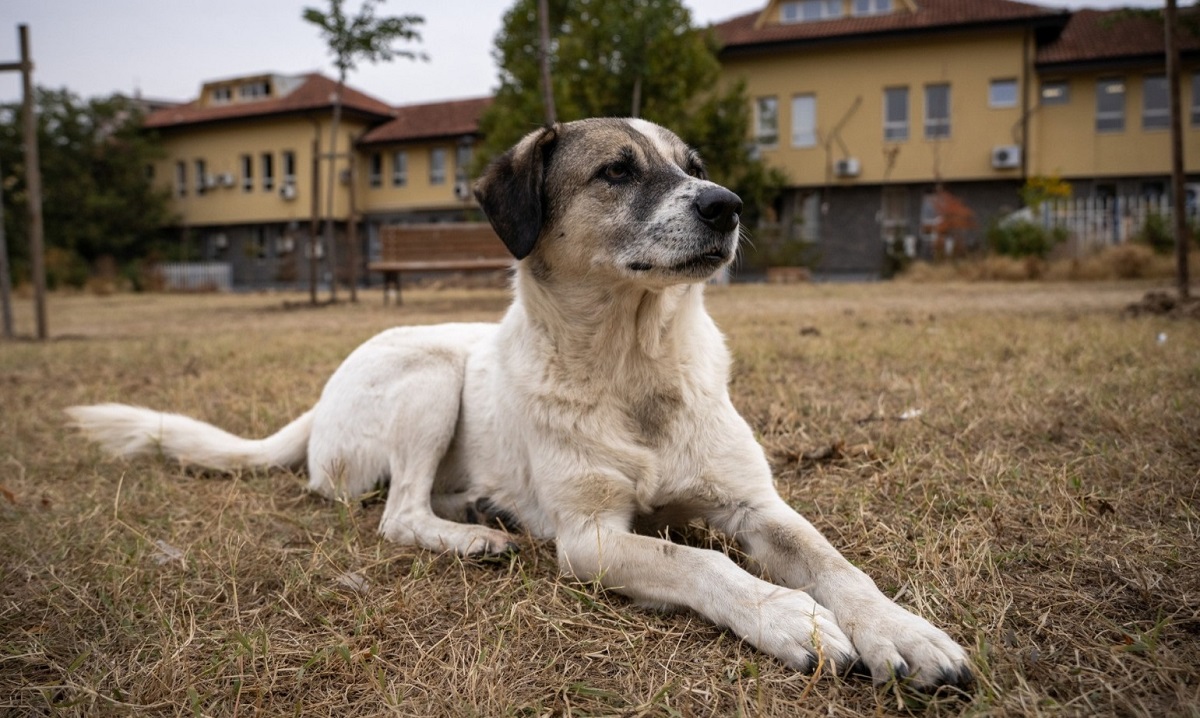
[68,118,972,691]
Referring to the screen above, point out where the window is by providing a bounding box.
[756,96,779,146]
[281,150,296,186]
[1142,74,1168,130]
[368,152,383,187]
[430,147,447,185]
[194,159,207,195]
[212,86,232,104]
[853,0,892,16]
[261,152,274,191]
[884,86,908,141]
[456,143,473,182]
[175,161,187,197]
[1096,77,1125,132]
[989,79,1018,108]
[240,154,253,192]
[240,81,270,99]
[781,1,841,23]
[924,83,951,139]
[1192,73,1200,127]
[392,151,408,186]
[791,94,817,148]
[1041,80,1069,105]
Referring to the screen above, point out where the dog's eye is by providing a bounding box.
[600,162,633,184]
[687,163,707,180]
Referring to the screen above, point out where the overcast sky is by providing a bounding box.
[0,0,1166,108]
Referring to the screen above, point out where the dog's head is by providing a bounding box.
[474,118,742,286]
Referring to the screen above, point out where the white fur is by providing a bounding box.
[67,119,971,690]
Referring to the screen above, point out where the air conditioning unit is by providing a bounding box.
[991,145,1021,169]
[202,174,219,190]
[454,179,471,201]
[834,157,861,178]
[216,172,235,188]
[280,183,297,201]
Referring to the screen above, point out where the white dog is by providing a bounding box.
[68,118,972,691]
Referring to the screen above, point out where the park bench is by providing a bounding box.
[368,223,512,305]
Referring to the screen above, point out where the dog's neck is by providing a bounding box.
[512,265,708,379]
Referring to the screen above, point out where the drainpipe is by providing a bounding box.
[1020,26,1031,182]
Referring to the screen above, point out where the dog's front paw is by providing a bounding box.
[735,589,859,675]
[841,599,972,692]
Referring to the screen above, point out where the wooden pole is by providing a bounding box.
[347,151,358,303]
[19,25,47,339]
[1165,0,1190,299]
[0,157,13,339]
[309,137,320,304]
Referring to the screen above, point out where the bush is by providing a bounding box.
[987,219,1067,259]
[1135,212,1174,254]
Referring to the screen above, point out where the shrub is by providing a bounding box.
[1135,212,1174,254]
[987,219,1067,259]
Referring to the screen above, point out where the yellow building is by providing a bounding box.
[715,0,1200,276]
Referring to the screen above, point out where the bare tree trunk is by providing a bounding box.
[1165,0,1190,299]
[631,75,642,118]
[347,151,358,303]
[323,82,344,303]
[538,0,556,125]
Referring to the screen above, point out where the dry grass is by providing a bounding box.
[901,245,1200,283]
[2,282,1198,717]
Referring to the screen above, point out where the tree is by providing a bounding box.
[303,0,424,302]
[0,89,174,289]
[478,0,786,228]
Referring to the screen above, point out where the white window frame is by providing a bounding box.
[281,150,296,187]
[1142,74,1168,131]
[212,86,232,104]
[1096,77,1125,133]
[883,86,909,142]
[989,79,1018,109]
[392,151,408,187]
[924,83,951,140]
[791,94,817,148]
[430,147,447,185]
[782,0,841,23]
[756,96,779,147]
[175,161,187,198]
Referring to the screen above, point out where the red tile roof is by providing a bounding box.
[714,0,1062,50]
[143,73,395,129]
[1037,8,1200,67]
[358,96,493,145]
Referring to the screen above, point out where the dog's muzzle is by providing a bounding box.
[694,187,742,234]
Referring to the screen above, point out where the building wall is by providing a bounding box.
[722,29,1031,187]
[357,139,478,214]
[1029,66,1200,181]
[152,115,374,227]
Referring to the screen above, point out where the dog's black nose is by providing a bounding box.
[694,187,743,232]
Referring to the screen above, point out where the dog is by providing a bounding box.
[67,118,972,691]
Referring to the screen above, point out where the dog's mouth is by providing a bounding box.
[628,248,731,276]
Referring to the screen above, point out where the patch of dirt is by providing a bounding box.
[1124,290,1200,319]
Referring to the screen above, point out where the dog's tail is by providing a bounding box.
[64,403,314,472]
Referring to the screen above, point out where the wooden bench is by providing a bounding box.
[368,223,512,305]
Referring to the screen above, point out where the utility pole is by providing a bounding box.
[1165,0,1190,299]
[0,157,12,339]
[19,25,46,339]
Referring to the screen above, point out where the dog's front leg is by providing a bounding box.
[552,485,858,674]
[713,493,973,691]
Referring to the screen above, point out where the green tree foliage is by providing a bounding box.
[478,0,786,227]
[0,89,175,287]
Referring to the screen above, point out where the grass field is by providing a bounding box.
[1,281,1198,716]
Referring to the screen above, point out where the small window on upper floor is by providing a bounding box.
[261,152,275,191]
[1142,74,1168,131]
[175,161,187,198]
[1096,77,1125,133]
[212,86,232,104]
[781,0,842,23]
[369,152,383,188]
[755,96,779,147]
[924,83,951,140]
[430,147,447,185]
[240,81,271,100]
[241,154,253,192]
[852,0,892,17]
[883,86,909,142]
[989,79,1018,109]
[392,151,408,187]
[281,150,296,186]
[1192,73,1200,127]
[1040,80,1069,106]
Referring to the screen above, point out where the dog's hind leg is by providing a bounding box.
[376,363,517,557]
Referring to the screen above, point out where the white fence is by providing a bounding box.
[1035,195,1198,253]
[156,262,233,292]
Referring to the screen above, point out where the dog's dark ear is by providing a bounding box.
[474,125,558,260]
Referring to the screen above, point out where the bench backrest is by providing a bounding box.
[379,223,509,263]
